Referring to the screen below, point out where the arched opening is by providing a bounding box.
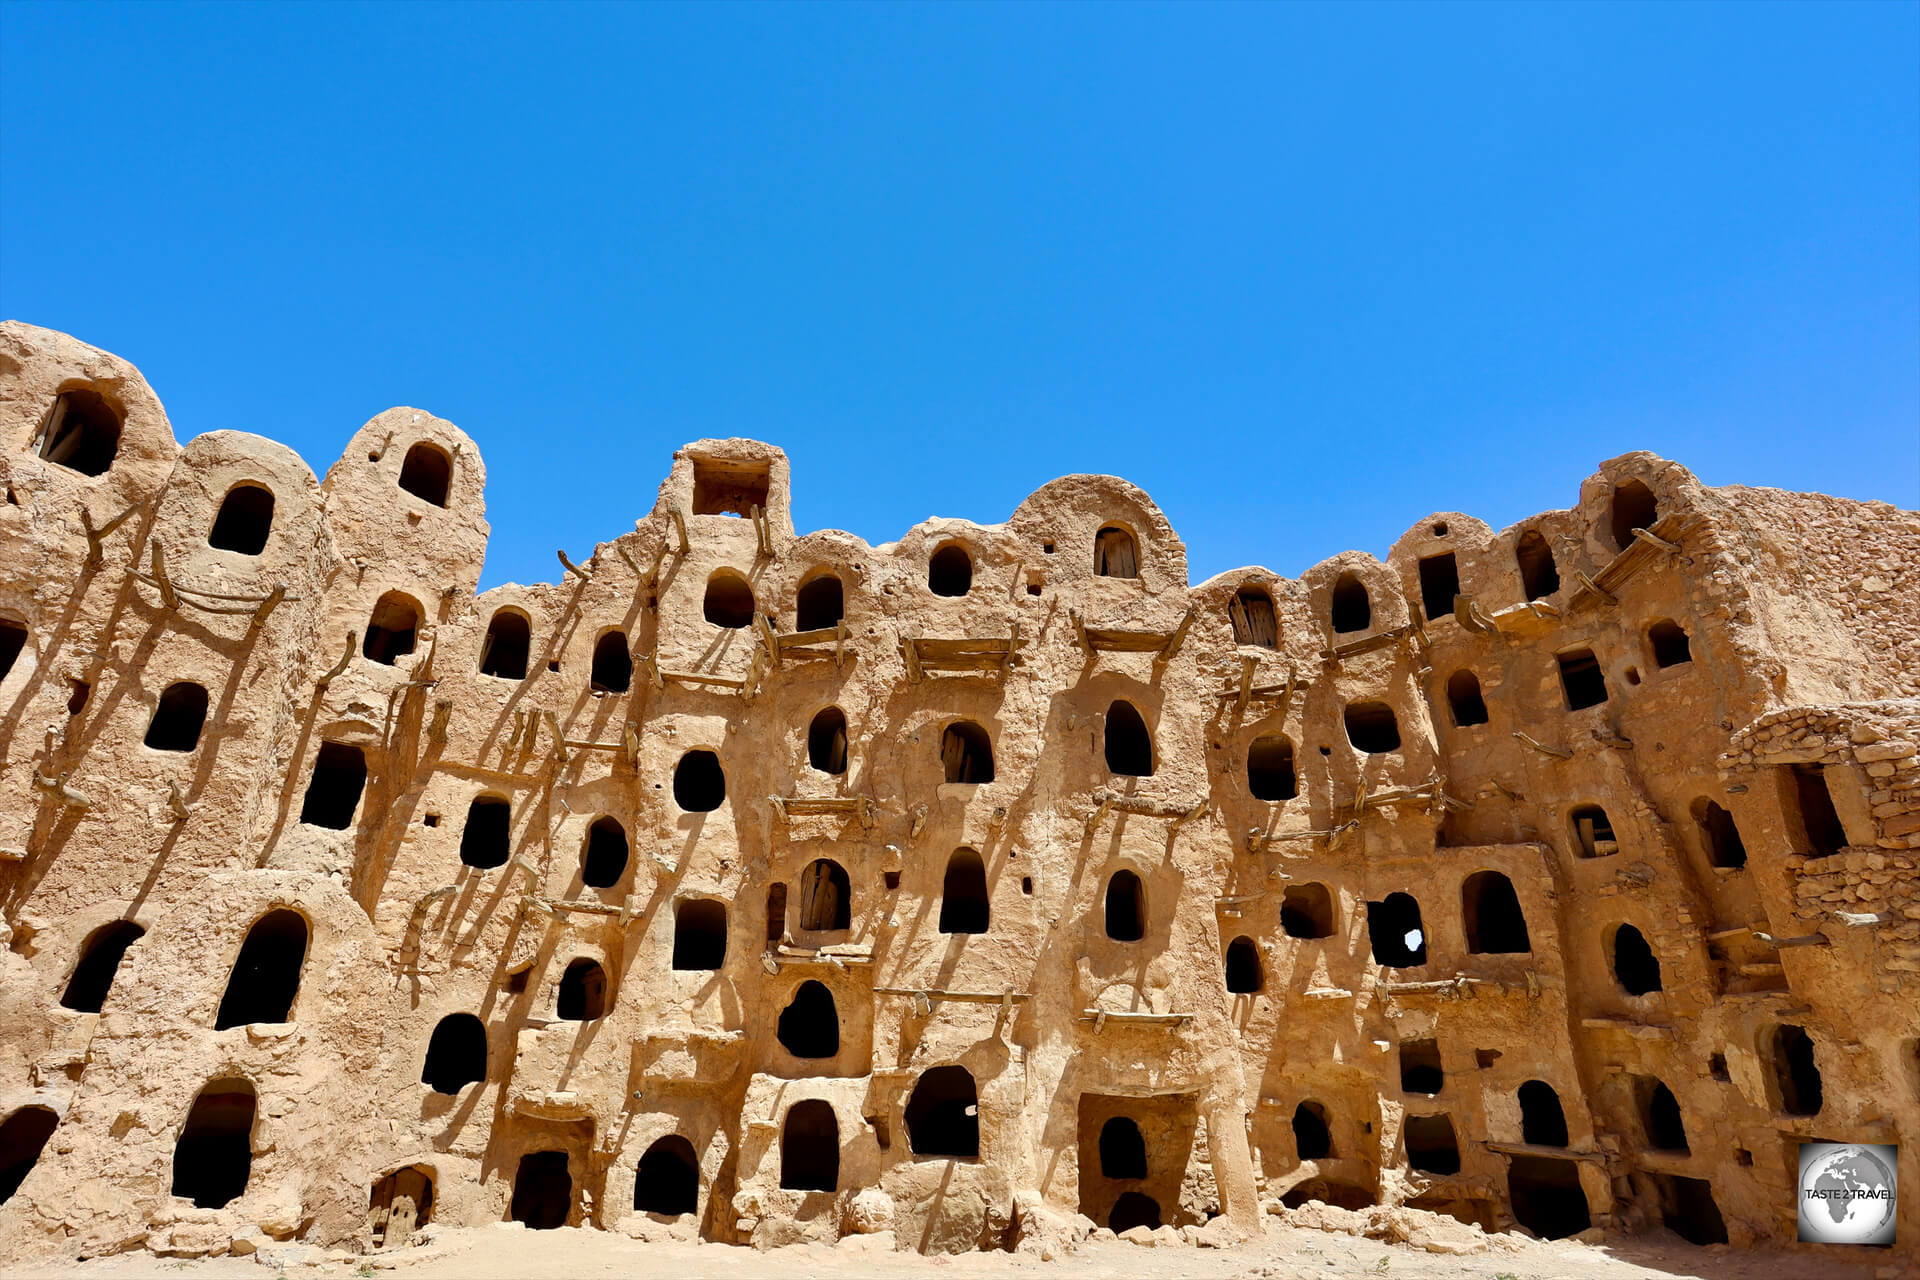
[904,1065,979,1159]
[510,1151,571,1229]
[397,443,452,506]
[1655,1174,1727,1245]
[478,610,531,679]
[1229,585,1279,648]
[1399,1039,1444,1094]
[797,859,850,931]
[1648,619,1691,667]
[1637,1078,1688,1153]
[1446,670,1488,727]
[590,631,632,692]
[927,544,973,597]
[1282,883,1336,939]
[702,570,755,628]
[1344,701,1401,753]
[1508,1155,1589,1238]
[1769,1024,1823,1116]
[143,681,208,752]
[207,484,275,555]
[1329,573,1371,633]
[1093,526,1139,578]
[1569,804,1618,858]
[1461,871,1530,954]
[1108,1191,1161,1233]
[557,958,607,1021]
[1610,924,1662,995]
[214,909,308,1028]
[940,721,993,783]
[765,883,788,941]
[1104,870,1145,942]
[363,592,423,665]
[60,920,145,1013]
[171,1079,256,1208]
[459,795,511,869]
[1367,893,1426,967]
[938,848,989,935]
[581,816,629,888]
[796,574,845,632]
[1515,529,1560,600]
[1098,1117,1146,1179]
[1292,1102,1332,1159]
[777,981,840,1059]
[1786,763,1853,857]
[420,1013,487,1095]
[1224,936,1263,993]
[368,1166,434,1250]
[1609,479,1658,551]
[634,1135,700,1216]
[1103,700,1153,776]
[0,1107,59,1206]
[1247,734,1296,800]
[1404,1114,1460,1174]
[1418,553,1460,623]
[0,618,25,685]
[1692,799,1747,869]
[37,387,122,476]
[807,706,848,775]
[1556,647,1608,709]
[780,1100,839,1191]
[673,750,725,811]
[1519,1081,1568,1146]
[672,899,727,971]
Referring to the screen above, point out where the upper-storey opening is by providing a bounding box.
[480,609,532,679]
[929,543,973,597]
[703,570,755,628]
[37,387,123,477]
[207,484,275,555]
[1515,529,1559,600]
[690,456,771,516]
[1330,573,1370,633]
[364,592,423,666]
[1094,525,1139,578]
[1229,584,1279,648]
[398,442,452,507]
[1608,479,1658,552]
[795,572,844,631]
[0,617,25,685]
[1418,553,1460,623]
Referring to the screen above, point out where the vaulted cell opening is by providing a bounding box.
[1368,894,1426,967]
[634,1136,699,1216]
[61,920,145,1013]
[1515,529,1560,600]
[1508,1155,1589,1239]
[940,720,993,783]
[1654,1173,1727,1245]
[1610,924,1662,995]
[1103,699,1153,776]
[1094,526,1139,578]
[1229,585,1278,648]
[1770,1024,1823,1116]
[368,1166,434,1250]
[904,1065,979,1159]
[1786,763,1852,858]
[1557,648,1608,709]
[1648,619,1691,667]
[795,573,845,631]
[1570,804,1618,858]
[557,958,607,1021]
[703,570,755,628]
[144,681,209,752]
[807,706,848,775]
[207,484,275,555]
[171,1079,256,1209]
[1344,701,1401,753]
[797,859,851,932]
[1418,553,1460,623]
[672,899,727,971]
[1098,1116,1146,1179]
[581,816,629,888]
[939,847,989,935]
[510,1151,570,1229]
[1247,734,1296,801]
[1609,479,1658,551]
[215,909,307,1028]
[420,1013,487,1095]
[0,618,25,684]
[777,980,839,1059]
[1329,573,1371,633]
[0,1107,58,1206]
[1519,1081,1568,1146]
[460,794,511,869]
[1637,1078,1689,1153]
[1399,1039,1444,1095]
[690,456,770,516]
[781,1099,839,1191]
[590,631,632,692]
[1104,870,1145,942]
[1224,935,1263,993]
[1404,1113,1460,1174]
[928,544,973,597]
[478,610,531,679]
[1462,871,1530,954]
[1282,883,1335,939]
[1693,799,1747,869]
[1292,1102,1332,1159]
[1108,1192,1160,1233]
[299,742,366,829]
[673,750,725,811]
[1446,670,1488,727]
[37,387,122,476]
[363,592,423,665]
[397,442,452,507]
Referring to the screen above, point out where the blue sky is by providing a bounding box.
[3,2,1915,590]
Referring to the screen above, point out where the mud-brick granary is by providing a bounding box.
[0,320,1915,1261]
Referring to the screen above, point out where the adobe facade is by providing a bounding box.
[0,320,1915,1261]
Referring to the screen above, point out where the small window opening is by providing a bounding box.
[795,574,844,631]
[143,681,209,752]
[1507,1155,1590,1239]
[1104,870,1145,942]
[60,920,145,1013]
[1462,870,1530,954]
[420,1013,487,1095]
[557,958,607,1021]
[1281,883,1335,939]
[299,741,367,829]
[797,859,850,932]
[171,1080,255,1209]
[215,908,307,1028]
[36,387,122,476]
[397,443,452,507]
[1637,1078,1689,1153]
[460,795,511,869]
[363,592,423,665]
[940,720,993,783]
[1693,799,1747,869]
[581,816,629,888]
[1292,1102,1332,1159]
[510,1151,571,1229]
[1515,530,1560,600]
[67,678,90,714]
[703,570,755,628]
[368,1166,434,1250]
[1786,764,1852,857]
[207,484,274,555]
[1109,1192,1160,1233]
[938,847,989,934]
[505,965,531,994]
[1519,1081,1568,1146]
[1399,1039,1444,1095]
[1404,1114,1460,1174]
[765,883,787,942]
[1770,1024,1823,1116]
[1611,924,1662,995]
[807,706,848,774]
[1609,479,1658,551]
[1557,648,1608,709]
[1655,1173,1727,1245]
[478,610,531,679]
[1094,526,1139,578]
[589,631,632,692]
[1247,735,1297,801]
[928,544,973,597]
[1019,875,1032,894]
[689,456,771,516]
[780,1099,839,1191]
[1367,893,1426,967]
[905,1065,979,1159]
[1475,1048,1501,1069]
[1648,620,1691,667]
[0,618,25,685]
[1224,935,1263,993]
[1103,700,1153,776]
[1229,585,1279,648]
[673,750,725,811]
[1329,572,1371,633]
[0,1108,58,1205]
[1709,1053,1730,1082]
[1418,553,1460,623]
[1344,701,1401,753]
[777,981,839,1059]
[1446,670,1488,727]
[1570,804,1618,858]
[634,1135,699,1216]
[672,899,727,971]
[1098,1116,1146,1179]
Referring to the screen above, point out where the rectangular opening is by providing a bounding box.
[1418,553,1460,623]
[1557,649,1608,710]
[1785,764,1852,858]
[299,742,368,829]
[690,457,771,517]
[1399,1039,1444,1095]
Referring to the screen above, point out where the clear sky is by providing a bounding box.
[3,2,1915,590]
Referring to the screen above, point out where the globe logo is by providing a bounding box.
[1798,1142,1897,1246]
